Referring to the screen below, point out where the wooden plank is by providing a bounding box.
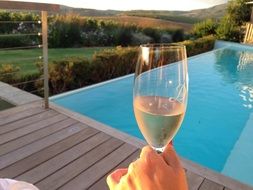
[248,24,252,43]
[250,24,253,42]
[0,109,58,135]
[0,126,98,178]
[186,171,205,190]
[249,24,252,42]
[16,132,111,183]
[35,138,124,190]
[0,107,44,126]
[199,179,224,190]
[0,118,77,156]
[51,102,147,149]
[247,23,251,43]
[0,114,67,145]
[181,157,253,190]
[0,101,42,119]
[0,1,60,11]
[244,23,253,44]
[58,143,138,190]
[88,150,140,190]
[244,23,249,43]
[0,123,85,170]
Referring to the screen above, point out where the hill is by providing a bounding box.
[180,3,227,20]
[94,15,192,31]
[60,5,121,16]
[124,4,227,24]
[60,3,227,24]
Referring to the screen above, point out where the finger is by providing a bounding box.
[106,168,128,189]
[162,144,182,169]
[139,146,160,164]
[139,146,153,158]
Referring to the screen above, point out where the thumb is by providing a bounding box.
[162,144,182,169]
[107,168,128,189]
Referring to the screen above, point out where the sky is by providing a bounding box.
[15,0,228,11]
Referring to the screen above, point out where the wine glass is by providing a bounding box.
[133,44,188,153]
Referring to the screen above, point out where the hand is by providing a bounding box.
[107,145,188,190]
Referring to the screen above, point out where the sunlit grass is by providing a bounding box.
[0,47,111,75]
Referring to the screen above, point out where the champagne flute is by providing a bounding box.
[133,44,188,153]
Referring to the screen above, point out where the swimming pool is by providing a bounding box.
[51,41,253,186]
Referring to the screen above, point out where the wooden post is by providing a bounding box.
[42,11,49,109]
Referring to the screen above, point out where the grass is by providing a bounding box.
[0,47,110,75]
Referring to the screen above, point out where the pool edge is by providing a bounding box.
[50,74,134,100]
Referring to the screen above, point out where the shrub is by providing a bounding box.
[48,58,90,94]
[0,37,215,96]
[0,63,43,96]
[172,29,185,42]
[15,73,43,95]
[0,11,41,48]
[47,37,215,95]
[0,35,40,48]
[130,32,152,45]
[0,64,20,83]
[142,27,161,42]
[193,19,218,38]
[47,47,138,94]
[115,27,134,46]
[49,14,83,48]
[1,11,185,48]
[216,16,241,42]
[160,33,172,43]
[90,47,138,83]
[180,35,216,56]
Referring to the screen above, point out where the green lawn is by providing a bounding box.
[0,47,110,75]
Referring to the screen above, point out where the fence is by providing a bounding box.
[0,1,59,108]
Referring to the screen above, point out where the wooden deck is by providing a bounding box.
[0,101,253,190]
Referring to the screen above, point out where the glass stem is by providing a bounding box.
[154,147,164,154]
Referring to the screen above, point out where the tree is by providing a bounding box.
[226,0,251,25]
[216,15,241,41]
[216,0,251,42]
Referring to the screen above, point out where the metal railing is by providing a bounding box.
[0,1,60,108]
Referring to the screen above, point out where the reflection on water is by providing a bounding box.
[237,51,253,71]
[214,48,253,109]
[240,85,253,109]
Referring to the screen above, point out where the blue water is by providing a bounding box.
[52,43,253,186]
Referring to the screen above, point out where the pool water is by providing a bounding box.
[51,41,253,186]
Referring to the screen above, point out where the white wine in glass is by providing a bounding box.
[133,44,188,153]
